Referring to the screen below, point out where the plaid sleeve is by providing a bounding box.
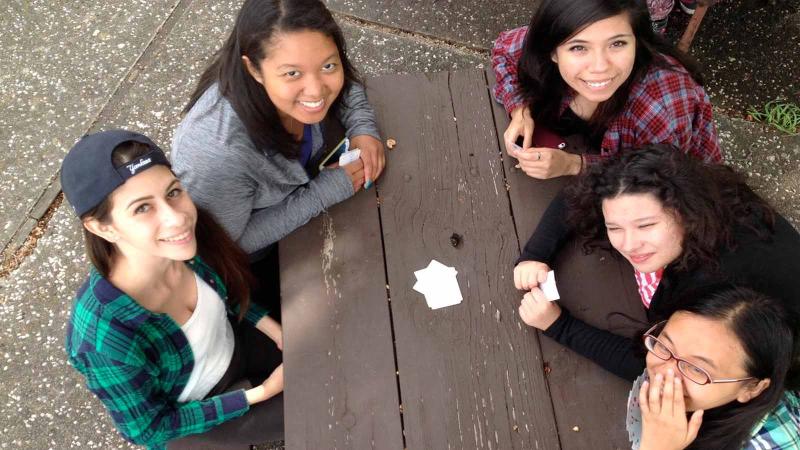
[744,391,800,450]
[238,301,270,327]
[625,66,723,163]
[582,153,604,166]
[71,352,249,448]
[491,26,528,113]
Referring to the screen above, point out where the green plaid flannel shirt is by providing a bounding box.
[66,257,269,449]
[746,390,800,449]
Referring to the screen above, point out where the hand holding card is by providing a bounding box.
[519,287,562,330]
[540,270,560,301]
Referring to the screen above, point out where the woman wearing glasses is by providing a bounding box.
[632,287,798,449]
[515,145,800,447]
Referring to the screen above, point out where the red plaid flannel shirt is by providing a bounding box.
[491,26,723,164]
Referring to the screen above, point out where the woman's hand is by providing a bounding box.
[245,364,284,405]
[518,288,562,330]
[331,159,365,193]
[514,147,582,179]
[639,369,704,450]
[504,106,534,156]
[256,316,283,351]
[514,260,551,290]
[350,134,385,188]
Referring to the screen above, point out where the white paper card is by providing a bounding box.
[339,148,361,166]
[413,259,463,309]
[540,270,560,301]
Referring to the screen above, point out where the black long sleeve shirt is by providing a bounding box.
[520,194,800,384]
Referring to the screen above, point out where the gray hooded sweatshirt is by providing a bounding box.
[171,83,380,254]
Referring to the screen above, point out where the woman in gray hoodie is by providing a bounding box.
[172,0,384,260]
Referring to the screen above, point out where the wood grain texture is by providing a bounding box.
[368,70,561,450]
[490,88,647,450]
[280,187,403,450]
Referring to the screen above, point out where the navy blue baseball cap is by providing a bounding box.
[60,129,171,217]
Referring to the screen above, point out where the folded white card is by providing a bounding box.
[540,270,560,301]
[413,259,463,309]
[338,148,361,166]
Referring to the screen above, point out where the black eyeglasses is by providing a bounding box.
[643,321,755,386]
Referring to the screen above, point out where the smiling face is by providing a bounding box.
[245,29,344,133]
[88,165,198,263]
[646,311,765,412]
[602,192,684,273]
[551,13,636,117]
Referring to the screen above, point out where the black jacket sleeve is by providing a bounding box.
[517,189,573,265]
[543,308,646,382]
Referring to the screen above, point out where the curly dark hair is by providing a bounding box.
[565,144,775,271]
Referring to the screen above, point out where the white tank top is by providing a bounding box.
[177,274,235,402]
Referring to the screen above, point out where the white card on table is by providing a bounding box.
[413,259,463,309]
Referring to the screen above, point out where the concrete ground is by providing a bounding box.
[0,0,797,448]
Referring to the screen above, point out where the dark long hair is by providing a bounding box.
[667,286,795,450]
[517,0,703,134]
[81,141,255,320]
[184,0,361,159]
[566,144,775,272]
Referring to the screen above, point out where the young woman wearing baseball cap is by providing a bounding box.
[61,129,284,449]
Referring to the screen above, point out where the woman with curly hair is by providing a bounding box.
[514,144,800,386]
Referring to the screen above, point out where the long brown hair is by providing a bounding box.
[184,0,361,159]
[518,0,704,136]
[81,141,255,319]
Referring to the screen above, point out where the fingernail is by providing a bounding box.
[667,368,674,376]
[364,180,373,190]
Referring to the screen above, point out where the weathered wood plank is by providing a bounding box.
[490,88,647,449]
[367,70,561,450]
[280,185,403,449]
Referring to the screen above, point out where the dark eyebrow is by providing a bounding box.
[276,52,340,70]
[165,178,180,192]
[662,331,718,370]
[565,34,633,45]
[126,178,179,210]
[127,195,153,210]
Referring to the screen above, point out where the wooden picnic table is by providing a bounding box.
[279,69,646,450]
